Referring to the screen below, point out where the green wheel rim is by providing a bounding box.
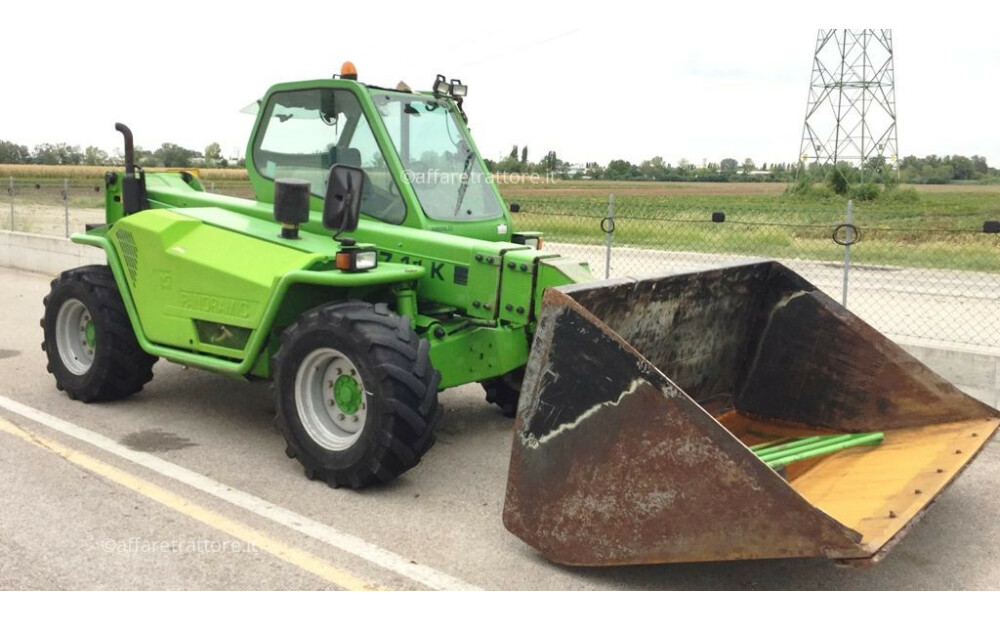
[334,375,363,415]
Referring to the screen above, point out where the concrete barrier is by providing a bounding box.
[1,230,105,276]
[897,339,1000,408]
[2,230,997,407]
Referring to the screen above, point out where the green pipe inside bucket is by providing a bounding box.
[763,432,886,469]
[755,435,863,460]
[751,435,839,458]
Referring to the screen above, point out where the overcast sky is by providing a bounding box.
[4,1,998,167]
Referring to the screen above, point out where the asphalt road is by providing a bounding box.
[1,266,998,590]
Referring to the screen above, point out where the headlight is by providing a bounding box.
[353,250,378,270]
[335,248,378,272]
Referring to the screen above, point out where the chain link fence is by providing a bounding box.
[2,177,260,237]
[4,177,106,237]
[513,196,1000,350]
[4,178,998,349]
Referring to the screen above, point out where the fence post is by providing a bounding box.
[603,194,615,279]
[63,178,70,237]
[842,199,854,307]
[7,176,13,231]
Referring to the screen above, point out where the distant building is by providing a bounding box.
[565,162,601,178]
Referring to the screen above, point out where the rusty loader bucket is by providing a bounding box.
[503,260,999,566]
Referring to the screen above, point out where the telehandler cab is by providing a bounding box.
[42,65,999,567]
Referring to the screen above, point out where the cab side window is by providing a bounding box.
[253,88,406,224]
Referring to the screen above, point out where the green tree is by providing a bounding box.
[826,163,854,195]
[0,140,31,163]
[605,159,638,180]
[520,146,528,165]
[720,158,738,173]
[971,155,989,176]
[154,143,199,167]
[862,154,887,181]
[950,155,975,181]
[495,147,522,174]
[32,144,60,164]
[639,156,667,180]
[136,147,159,167]
[741,158,755,175]
[33,143,83,165]
[204,142,222,165]
[540,150,561,172]
[83,146,109,166]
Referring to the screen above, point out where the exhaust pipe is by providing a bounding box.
[115,123,147,214]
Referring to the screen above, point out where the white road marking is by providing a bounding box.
[0,394,479,591]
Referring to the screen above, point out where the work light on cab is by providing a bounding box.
[450,79,468,98]
[432,74,451,97]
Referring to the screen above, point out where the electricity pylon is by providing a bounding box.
[798,30,898,178]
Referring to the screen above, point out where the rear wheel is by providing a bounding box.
[481,371,523,419]
[41,265,156,402]
[273,301,441,488]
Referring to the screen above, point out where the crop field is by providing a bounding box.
[3,166,998,272]
[0,164,251,181]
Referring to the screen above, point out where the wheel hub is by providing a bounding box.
[84,319,96,349]
[334,375,362,415]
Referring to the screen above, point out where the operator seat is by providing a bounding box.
[328,147,404,223]
[329,147,362,168]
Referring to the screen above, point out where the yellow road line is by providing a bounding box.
[0,416,377,591]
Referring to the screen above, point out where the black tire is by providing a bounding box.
[481,372,522,419]
[273,301,442,489]
[41,265,157,402]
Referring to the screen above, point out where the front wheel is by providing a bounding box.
[273,301,441,488]
[41,265,157,402]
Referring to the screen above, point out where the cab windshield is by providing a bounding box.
[372,90,503,222]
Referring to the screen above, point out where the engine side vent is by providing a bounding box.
[115,228,139,288]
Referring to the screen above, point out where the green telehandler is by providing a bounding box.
[42,65,998,567]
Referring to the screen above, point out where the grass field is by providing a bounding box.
[3,167,998,271]
[503,180,999,272]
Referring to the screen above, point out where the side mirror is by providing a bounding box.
[509,203,521,213]
[323,164,365,235]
